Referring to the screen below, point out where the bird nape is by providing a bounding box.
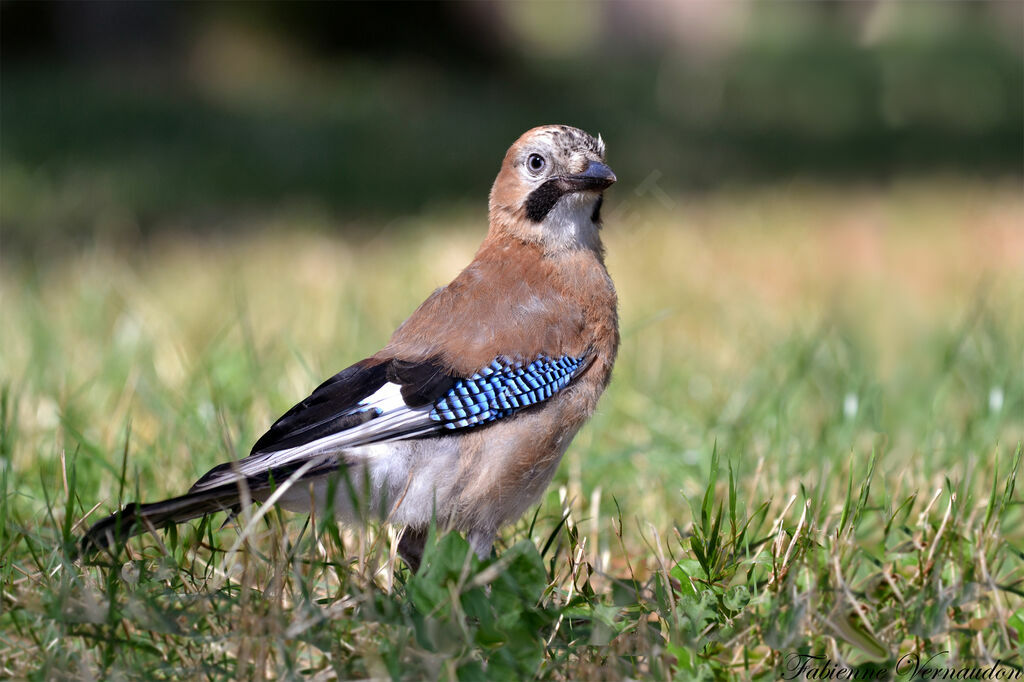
[81,125,620,571]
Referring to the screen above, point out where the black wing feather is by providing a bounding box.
[250,360,389,454]
[248,357,460,456]
[386,359,457,407]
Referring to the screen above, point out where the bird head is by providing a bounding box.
[489,125,616,252]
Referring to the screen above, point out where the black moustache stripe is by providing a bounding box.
[524,179,567,223]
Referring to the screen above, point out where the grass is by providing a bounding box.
[1,181,1022,679]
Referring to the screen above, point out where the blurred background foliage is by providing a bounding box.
[1,0,1021,255]
[1,7,1022,675]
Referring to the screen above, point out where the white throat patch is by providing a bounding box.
[541,191,601,252]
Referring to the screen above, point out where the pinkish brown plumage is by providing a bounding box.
[83,125,619,570]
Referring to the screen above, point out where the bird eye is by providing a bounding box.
[527,154,546,174]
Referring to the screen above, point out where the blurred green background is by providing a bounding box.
[1,0,1022,540]
[2,4,1023,677]
[2,0,1021,254]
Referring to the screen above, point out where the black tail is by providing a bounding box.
[79,455,346,555]
[79,486,243,554]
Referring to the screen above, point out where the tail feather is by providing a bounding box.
[80,457,345,554]
[80,486,242,553]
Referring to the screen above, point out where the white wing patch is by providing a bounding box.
[189,383,437,492]
[353,382,437,443]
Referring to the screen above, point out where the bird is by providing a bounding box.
[81,125,619,570]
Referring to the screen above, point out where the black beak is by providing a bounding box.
[559,161,617,193]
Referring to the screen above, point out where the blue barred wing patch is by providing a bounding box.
[430,355,584,430]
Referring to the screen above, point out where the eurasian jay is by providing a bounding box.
[82,125,619,570]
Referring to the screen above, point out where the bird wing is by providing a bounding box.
[188,353,593,493]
